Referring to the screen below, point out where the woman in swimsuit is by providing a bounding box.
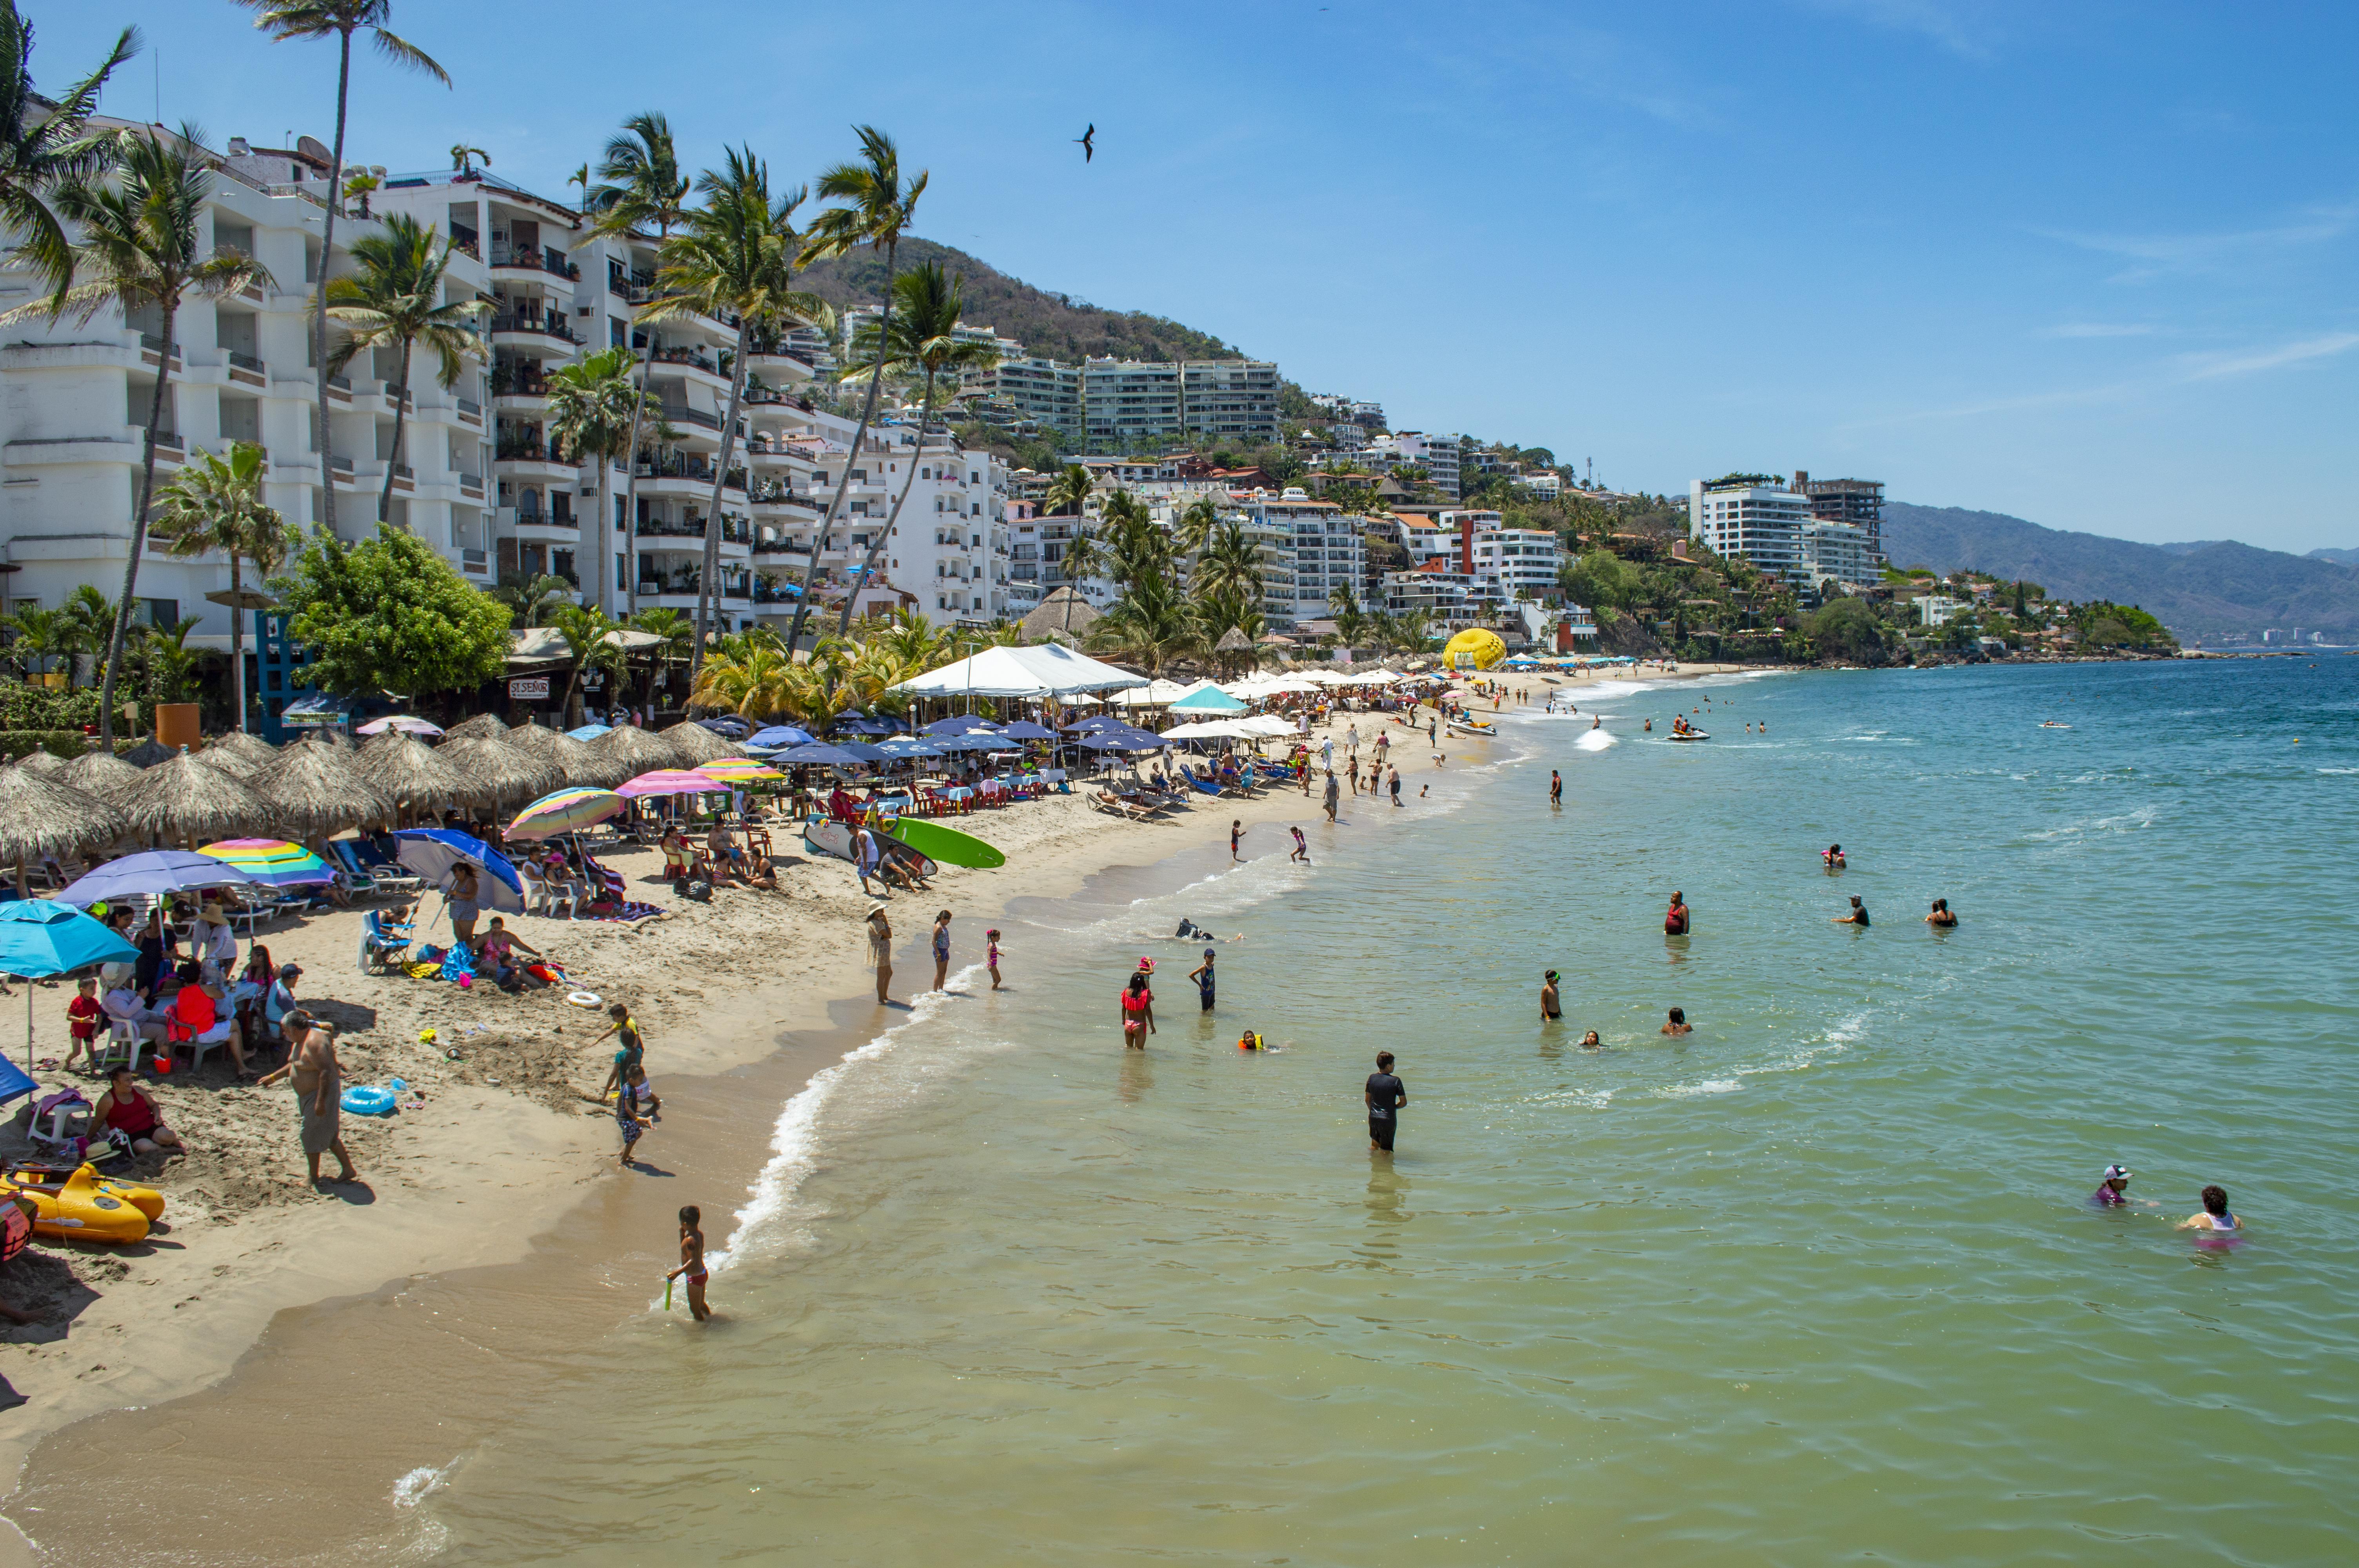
[2176,1185,2241,1233]
[666,1204,711,1321]
[95,1069,184,1157]
[1120,969,1156,1049]
[867,906,893,1004]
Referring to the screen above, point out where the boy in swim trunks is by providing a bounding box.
[667,1205,711,1321]
[615,1065,651,1168]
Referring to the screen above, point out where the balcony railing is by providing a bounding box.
[329,455,354,473]
[496,439,572,465]
[649,346,720,376]
[490,243,579,279]
[458,472,485,492]
[456,396,483,419]
[655,403,719,431]
[513,510,577,530]
[491,313,579,344]
[226,349,265,375]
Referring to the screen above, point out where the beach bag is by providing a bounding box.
[685,879,712,903]
[438,946,476,983]
[671,875,691,897]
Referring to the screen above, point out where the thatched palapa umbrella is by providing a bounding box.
[0,768,129,897]
[253,735,395,839]
[352,731,477,821]
[1022,587,1099,645]
[116,748,274,849]
[194,745,265,780]
[659,720,739,766]
[580,724,685,788]
[444,713,512,742]
[11,749,68,777]
[506,722,603,788]
[211,730,280,771]
[60,748,145,804]
[120,739,174,769]
[434,736,563,810]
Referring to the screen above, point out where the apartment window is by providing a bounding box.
[136,597,179,630]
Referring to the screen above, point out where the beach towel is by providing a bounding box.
[578,853,667,923]
[438,945,476,983]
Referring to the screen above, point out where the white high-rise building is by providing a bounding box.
[1688,476,1811,586]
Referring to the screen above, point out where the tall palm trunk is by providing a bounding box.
[589,443,611,619]
[785,240,896,653]
[100,304,176,748]
[838,363,936,637]
[314,30,353,538]
[229,552,247,734]
[616,237,661,619]
[689,317,750,685]
[379,336,412,523]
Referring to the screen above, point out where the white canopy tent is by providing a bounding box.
[1111,678,1194,706]
[890,643,1144,699]
[1159,719,1261,740]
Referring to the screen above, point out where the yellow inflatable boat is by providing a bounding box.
[0,1163,157,1244]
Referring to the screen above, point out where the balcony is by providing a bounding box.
[509,508,578,534]
[491,312,579,347]
[490,243,579,280]
[648,345,722,378]
[226,349,266,386]
[653,402,720,432]
[456,396,484,426]
[458,471,485,496]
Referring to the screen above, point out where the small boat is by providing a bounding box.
[2040,721,2072,730]
[0,1163,156,1244]
[1448,720,1497,739]
[1668,729,1710,742]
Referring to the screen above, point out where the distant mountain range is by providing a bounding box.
[1880,503,2359,643]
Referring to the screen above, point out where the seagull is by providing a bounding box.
[1075,123,1095,163]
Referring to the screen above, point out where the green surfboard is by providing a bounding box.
[890,817,1007,869]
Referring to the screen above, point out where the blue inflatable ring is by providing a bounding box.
[342,1085,399,1117]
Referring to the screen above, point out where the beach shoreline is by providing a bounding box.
[0,663,1751,1563]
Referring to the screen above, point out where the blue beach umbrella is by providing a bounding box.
[0,900,141,1069]
[876,737,946,759]
[567,723,612,742]
[778,742,868,768]
[746,725,814,748]
[393,828,526,915]
[54,849,264,907]
[996,720,1057,740]
[921,715,1003,737]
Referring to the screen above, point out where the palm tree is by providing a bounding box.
[2,607,64,682]
[449,142,487,173]
[493,572,575,627]
[547,603,625,726]
[1042,461,1093,519]
[832,260,1000,635]
[323,213,487,524]
[626,605,694,710]
[340,168,378,217]
[544,346,638,615]
[642,147,823,677]
[1174,496,1220,556]
[141,619,201,705]
[234,2,448,539]
[6,126,268,748]
[1192,520,1264,603]
[786,125,926,657]
[587,113,692,619]
[56,584,114,687]
[0,3,136,311]
[147,441,298,732]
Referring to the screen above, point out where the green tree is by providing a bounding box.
[147,440,299,731]
[1191,520,1263,603]
[547,603,627,726]
[234,1,447,539]
[834,260,1000,635]
[2,607,65,682]
[10,125,269,746]
[492,571,575,627]
[544,345,639,614]
[789,125,926,657]
[0,2,136,311]
[56,584,116,687]
[587,112,692,619]
[1560,549,1638,611]
[141,619,200,704]
[447,142,487,172]
[276,525,513,699]
[323,212,487,523]
[1801,596,1892,665]
[626,605,694,708]
[642,146,822,673]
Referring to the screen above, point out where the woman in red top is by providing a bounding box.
[1120,967,1156,1050]
[95,1069,184,1156]
[168,961,251,1078]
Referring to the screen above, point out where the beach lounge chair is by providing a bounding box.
[358,909,414,975]
[350,838,424,893]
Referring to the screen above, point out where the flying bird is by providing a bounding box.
[1075,123,1095,163]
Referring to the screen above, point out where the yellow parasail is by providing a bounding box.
[1444,628,1507,671]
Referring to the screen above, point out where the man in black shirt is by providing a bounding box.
[1365,1050,1406,1153]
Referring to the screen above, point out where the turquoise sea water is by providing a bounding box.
[410,658,2359,1565]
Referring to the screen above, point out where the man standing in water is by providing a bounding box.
[666,1205,710,1321]
[1387,765,1402,807]
[867,906,894,1003]
[1665,891,1690,935]
[1834,895,1870,928]
[1188,948,1216,1014]
[1365,1050,1406,1153]
[1230,820,1245,862]
[1323,768,1339,822]
[1550,770,1562,809]
[1541,971,1562,1022]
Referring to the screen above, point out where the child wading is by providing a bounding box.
[666,1205,711,1321]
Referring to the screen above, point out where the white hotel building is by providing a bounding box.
[0,125,1015,669]
[1687,476,1811,586]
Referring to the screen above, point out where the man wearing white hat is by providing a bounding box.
[190,904,239,985]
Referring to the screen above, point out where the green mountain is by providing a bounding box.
[796,238,1250,364]
[1881,503,2359,643]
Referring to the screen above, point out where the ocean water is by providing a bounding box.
[403,657,2359,1565]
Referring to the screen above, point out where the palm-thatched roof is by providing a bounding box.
[59,748,145,804]
[211,730,280,771]
[579,724,685,788]
[1213,626,1255,654]
[121,739,175,768]
[116,749,274,846]
[444,713,512,742]
[253,735,395,839]
[658,720,738,766]
[0,767,128,863]
[352,731,477,812]
[505,722,603,788]
[1021,588,1099,644]
[194,744,265,780]
[11,749,68,777]
[434,736,564,808]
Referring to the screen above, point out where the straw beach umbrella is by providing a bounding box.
[211,730,280,773]
[506,722,603,788]
[659,720,739,766]
[115,749,274,848]
[60,748,144,804]
[434,736,564,810]
[11,750,67,777]
[352,732,477,821]
[253,736,394,839]
[120,739,174,769]
[194,745,265,780]
[0,768,129,897]
[444,713,513,742]
[580,724,685,788]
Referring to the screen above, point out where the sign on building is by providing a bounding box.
[508,676,551,701]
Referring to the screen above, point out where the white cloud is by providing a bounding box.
[2038,201,2357,281]
[2041,323,2159,339]
[2175,332,2359,382]
[1797,0,1993,61]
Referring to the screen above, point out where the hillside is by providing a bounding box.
[1882,503,2359,643]
[2309,547,2359,566]
[797,238,1250,364]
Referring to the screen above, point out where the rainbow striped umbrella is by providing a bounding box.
[694,757,784,784]
[506,786,625,842]
[198,838,334,886]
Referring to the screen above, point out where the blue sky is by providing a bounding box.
[41,0,2359,551]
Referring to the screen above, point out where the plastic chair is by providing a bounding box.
[358,909,414,975]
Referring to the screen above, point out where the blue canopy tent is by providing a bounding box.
[1168,686,1248,716]
[0,900,140,1068]
[567,724,612,741]
[876,737,946,759]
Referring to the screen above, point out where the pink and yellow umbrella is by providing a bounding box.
[694,757,784,784]
[505,786,625,842]
[616,769,723,799]
[197,838,334,886]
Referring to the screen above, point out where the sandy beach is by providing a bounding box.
[0,664,1747,1562]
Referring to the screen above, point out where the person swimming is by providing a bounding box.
[1238,1029,1269,1051]
[2176,1184,2241,1233]
[1823,844,1846,869]
[1579,1030,1601,1048]
[1926,898,1957,927]
[2092,1163,2133,1206]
